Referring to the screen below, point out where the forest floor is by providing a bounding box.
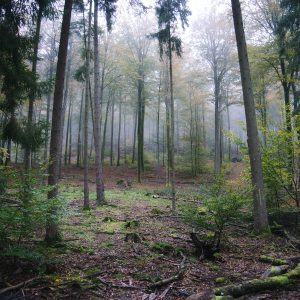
[1,162,300,300]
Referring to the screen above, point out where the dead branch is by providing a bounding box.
[0,277,48,296]
[148,252,187,289]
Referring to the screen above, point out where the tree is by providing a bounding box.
[24,0,56,170]
[93,0,117,205]
[152,0,190,212]
[193,13,234,174]
[45,0,73,242]
[231,0,269,232]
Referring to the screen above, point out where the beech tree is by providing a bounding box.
[231,0,269,232]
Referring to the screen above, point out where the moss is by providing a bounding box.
[84,267,101,276]
[215,277,227,284]
[151,242,173,254]
[259,255,288,266]
[214,275,290,297]
[100,240,114,248]
[124,220,140,229]
[151,208,163,215]
[286,263,300,279]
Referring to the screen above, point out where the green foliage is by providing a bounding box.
[151,0,191,58]
[1,245,45,265]
[261,125,299,209]
[182,174,250,247]
[0,166,63,247]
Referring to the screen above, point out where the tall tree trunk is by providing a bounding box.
[101,96,111,161]
[168,32,176,212]
[59,40,73,178]
[162,123,165,167]
[132,106,138,164]
[110,97,115,166]
[68,102,73,165]
[25,6,43,170]
[117,100,122,166]
[46,0,73,242]
[83,0,92,210]
[123,103,127,164]
[231,0,269,232]
[156,74,161,182]
[214,67,221,175]
[202,101,206,149]
[44,35,56,162]
[77,88,84,167]
[137,64,144,183]
[93,0,105,204]
[64,96,72,166]
[226,103,231,161]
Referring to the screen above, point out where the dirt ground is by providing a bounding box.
[1,163,300,299]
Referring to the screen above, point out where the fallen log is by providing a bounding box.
[214,263,300,298]
[259,255,288,266]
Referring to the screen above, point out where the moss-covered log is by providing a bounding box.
[214,263,300,298]
[259,255,288,266]
[262,265,289,278]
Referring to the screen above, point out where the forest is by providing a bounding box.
[0,0,300,299]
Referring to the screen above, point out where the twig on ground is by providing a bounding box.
[148,252,187,289]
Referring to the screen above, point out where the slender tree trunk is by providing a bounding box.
[156,74,161,182]
[110,97,115,166]
[123,103,127,164]
[162,123,165,167]
[214,67,221,175]
[168,31,176,212]
[202,101,206,149]
[15,143,19,164]
[83,0,92,210]
[189,91,194,176]
[68,102,73,165]
[117,100,122,166]
[231,0,269,232]
[44,38,56,162]
[58,41,72,178]
[25,7,43,170]
[46,0,73,242]
[226,104,231,161]
[77,88,84,167]
[137,64,144,183]
[93,0,105,204]
[101,96,111,161]
[132,106,138,164]
[64,97,72,166]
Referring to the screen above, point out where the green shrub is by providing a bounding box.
[182,174,250,248]
[0,166,62,246]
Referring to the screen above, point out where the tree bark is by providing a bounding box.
[231,0,269,232]
[110,97,115,166]
[76,88,84,167]
[83,0,92,210]
[24,6,43,170]
[45,0,73,242]
[168,29,176,213]
[101,95,111,162]
[117,100,122,167]
[44,34,56,162]
[93,0,105,204]
[132,106,138,164]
